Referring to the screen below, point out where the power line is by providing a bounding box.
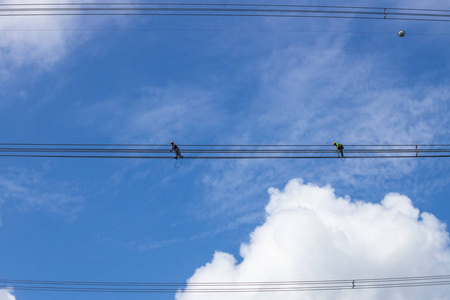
[1,2,449,13]
[0,274,449,293]
[1,28,450,37]
[0,154,449,159]
[0,27,448,37]
[0,13,448,23]
[0,144,447,159]
[0,143,448,147]
[0,3,449,22]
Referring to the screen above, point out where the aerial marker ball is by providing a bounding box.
[397,29,406,37]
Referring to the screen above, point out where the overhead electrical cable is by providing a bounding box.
[1,28,449,37]
[0,143,447,159]
[1,2,450,13]
[0,143,447,147]
[2,28,450,37]
[0,3,449,22]
[0,274,450,293]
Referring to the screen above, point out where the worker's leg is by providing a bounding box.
[176,149,183,159]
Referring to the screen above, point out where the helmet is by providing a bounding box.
[170,141,174,144]
[333,142,336,145]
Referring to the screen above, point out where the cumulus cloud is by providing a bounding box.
[177,179,450,300]
[0,289,15,300]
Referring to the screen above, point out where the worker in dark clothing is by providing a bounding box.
[170,141,184,159]
[333,142,344,157]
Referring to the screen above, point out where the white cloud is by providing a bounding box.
[0,289,15,300]
[0,1,83,72]
[177,179,450,300]
[0,0,135,83]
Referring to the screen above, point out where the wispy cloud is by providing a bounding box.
[0,167,83,223]
[66,1,449,227]
[79,85,227,143]
[0,0,138,100]
[191,29,450,223]
[97,235,180,252]
[189,212,264,241]
[134,238,180,252]
[244,36,450,145]
[0,1,82,70]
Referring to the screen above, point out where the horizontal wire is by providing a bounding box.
[2,282,449,292]
[1,13,449,22]
[0,147,447,152]
[1,275,449,293]
[0,13,387,19]
[2,28,450,37]
[2,7,450,20]
[1,2,449,13]
[0,5,448,22]
[0,149,448,154]
[0,154,448,159]
[356,281,450,290]
[1,28,449,36]
[0,285,356,292]
[3,274,449,287]
[0,8,386,14]
[2,281,450,293]
[0,143,448,147]
[0,144,447,159]
[0,144,446,159]
[0,146,446,150]
[0,283,354,291]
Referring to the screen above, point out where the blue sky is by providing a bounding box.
[0,1,450,299]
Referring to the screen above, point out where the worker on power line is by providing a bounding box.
[170,141,184,159]
[333,142,344,157]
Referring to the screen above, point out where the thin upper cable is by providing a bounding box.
[0,3,449,22]
[1,28,450,37]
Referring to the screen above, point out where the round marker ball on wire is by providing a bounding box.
[397,30,406,37]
